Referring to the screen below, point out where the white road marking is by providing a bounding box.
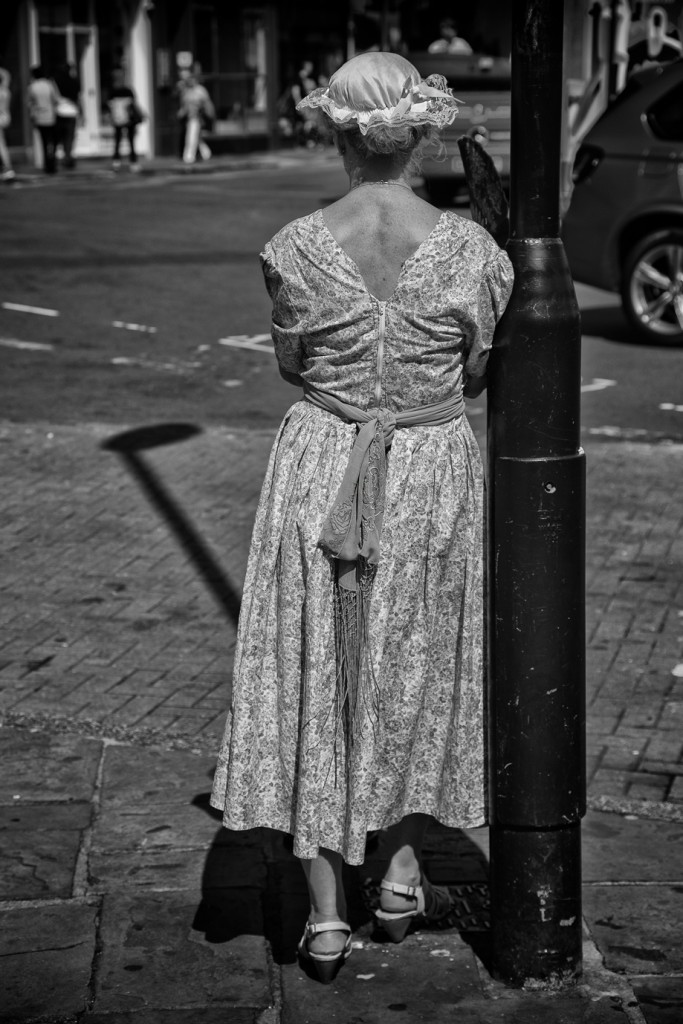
[0,337,54,351]
[581,378,616,393]
[221,379,243,387]
[659,403,683,413]
[112,320,158,334]
[588,426,653,439]
[218,333,272,353]
[111,356,201,373]
[2,301,59,317]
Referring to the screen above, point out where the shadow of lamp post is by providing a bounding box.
[102,423,242,627]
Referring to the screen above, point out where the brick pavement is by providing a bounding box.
[1,419,682,812]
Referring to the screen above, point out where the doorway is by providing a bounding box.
[30,1,103,156]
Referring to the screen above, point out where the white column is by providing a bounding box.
[129,1,154,157]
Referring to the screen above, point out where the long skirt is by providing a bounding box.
[210,401,486,865]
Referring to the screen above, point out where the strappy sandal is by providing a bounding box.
[374,875,453,943]
[297,919,353,984]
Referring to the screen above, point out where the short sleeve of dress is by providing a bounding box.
[464,248,514,380]
[260,242,303,373]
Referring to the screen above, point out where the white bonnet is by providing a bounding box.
[297,52,458,135]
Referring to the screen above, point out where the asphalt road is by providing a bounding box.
[1,155,682,443]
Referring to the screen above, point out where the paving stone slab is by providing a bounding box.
[583,885,683,974]
[95,745,225,851]
[82,1010,260,1024]
[0,802,91,899]
[630,975,683,1024]
[282,929,626,1023]
[582,811,683,882]
[94,891,270,1013]
[282,930,480,1024]
[0,832,79,901]
[90,842,267,894]
[0,729,102,803]
[0,801,92,831]
[0,900,98,1021]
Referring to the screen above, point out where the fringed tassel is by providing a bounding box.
[333,557,379,768]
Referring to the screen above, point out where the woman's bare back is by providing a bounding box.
[322,189,443,301]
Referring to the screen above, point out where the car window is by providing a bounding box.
[647,82,683,140]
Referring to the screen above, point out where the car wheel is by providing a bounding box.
[621,229,683,346]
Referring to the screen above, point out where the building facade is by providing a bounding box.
[1,0,279,162]
[1,0,680,166]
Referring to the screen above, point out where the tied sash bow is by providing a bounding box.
[303,384,466,589]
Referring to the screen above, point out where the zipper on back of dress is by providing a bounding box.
[374,301,386,407]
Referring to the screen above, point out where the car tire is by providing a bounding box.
[621,229,683,346]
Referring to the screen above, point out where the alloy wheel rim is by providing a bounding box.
[630,243,683,336]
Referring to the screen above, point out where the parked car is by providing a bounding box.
[563,60,683,346]
[409,52,511,206]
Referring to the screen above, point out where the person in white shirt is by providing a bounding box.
[107,68,143,171]
[27,65,60,173]
[178,74,215,164]
[0,67,15,180]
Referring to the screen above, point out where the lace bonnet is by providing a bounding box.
[297,52,458,135]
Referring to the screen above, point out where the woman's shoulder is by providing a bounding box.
[439,211,505,262]
[264,211,322,261]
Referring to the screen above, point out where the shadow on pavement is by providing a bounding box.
[102,423,242,626]
[190,789,492,969]
[580,305,640,345]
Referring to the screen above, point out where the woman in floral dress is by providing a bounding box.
[210,51,514,983]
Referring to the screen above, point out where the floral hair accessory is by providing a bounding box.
[297,52,458,135]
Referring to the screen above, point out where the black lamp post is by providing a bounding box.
[487,0,586,986]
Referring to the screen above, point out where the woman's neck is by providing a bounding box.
[348,167,410,191]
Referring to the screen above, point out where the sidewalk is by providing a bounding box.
[1,421,682,1022]
[3,146,339,187]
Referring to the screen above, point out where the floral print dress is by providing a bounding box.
[210,208,514,865]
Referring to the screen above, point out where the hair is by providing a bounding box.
[325,118,444,174]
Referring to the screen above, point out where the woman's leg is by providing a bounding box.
[113,125,123,164]
[39,126,57,173]
[380,812,430,911]
[299,848,348,954]
[127,124,138,165]
[183,115,199,163]
[0,127,13,176]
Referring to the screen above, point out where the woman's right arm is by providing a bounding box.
[260,241,304,380]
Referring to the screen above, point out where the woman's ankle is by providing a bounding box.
[308,906,347,926]
[385,848,421,885]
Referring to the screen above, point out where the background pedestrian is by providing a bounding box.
[428,18,473,54]
[178,72,215,165]
[27,65,59,174]
[54,62,81,170]
[0,66,14,180]
[107,68,143,172]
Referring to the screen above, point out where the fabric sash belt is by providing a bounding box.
[303,382,465,590]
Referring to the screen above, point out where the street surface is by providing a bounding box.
[1,152,682,1022]
[1,150,682,441]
